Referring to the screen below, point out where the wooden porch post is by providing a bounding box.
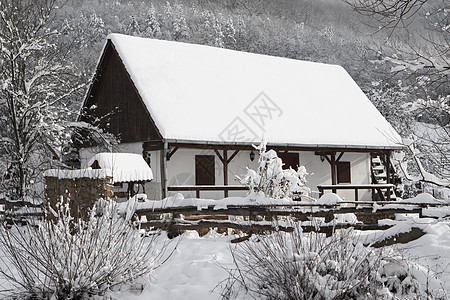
[386,151,391,201]
[160,141,168,199]
[331,152,337,193]
[223,150,228,198]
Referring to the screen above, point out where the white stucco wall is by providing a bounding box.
[166,148,260,199]
[166,149,372,201]
[301,151,372,201]
[80,143,373,201]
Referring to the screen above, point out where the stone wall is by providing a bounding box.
[45,176,113,220]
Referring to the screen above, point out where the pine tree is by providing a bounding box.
[144,4,161,38]
[162,1,173,39]
[128,15,140,36]
[172,3,189,41]
[213,14,225,48]
[223,17,237,49]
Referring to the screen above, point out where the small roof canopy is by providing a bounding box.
[88,152,153,183]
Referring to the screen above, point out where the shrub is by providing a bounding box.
[0,199,170,299]
[220,222,434,300]
[237,141,308,199]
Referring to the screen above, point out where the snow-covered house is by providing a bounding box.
[78,33,403,201]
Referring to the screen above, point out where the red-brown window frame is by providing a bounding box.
[195,155,215,185]
[337,161,351,184]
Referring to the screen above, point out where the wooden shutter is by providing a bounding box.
[337,162,351,184]
[195,155,215,185]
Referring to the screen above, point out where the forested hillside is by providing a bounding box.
[64,0,449,187]
[0,0,448,198]
[62,0,440,126]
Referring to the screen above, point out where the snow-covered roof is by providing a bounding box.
[106,33,402,149]
[88,153,153,183]
[44,168,112,179]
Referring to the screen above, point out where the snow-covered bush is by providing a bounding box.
[221,225,382,299]
[221,223,436,300]
[237,141,308,199]
[0,199,170,299]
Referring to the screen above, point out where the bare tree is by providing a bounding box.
[0,0,104,200]
[345,0,449,187]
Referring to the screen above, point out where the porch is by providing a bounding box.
[143,140,400,201]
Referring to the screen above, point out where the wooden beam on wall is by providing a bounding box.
[167,142,399,153]
[331,152,337,193]
[214,149,225,164]
[167,147,179,160]
[143,141,164,152]
[224,150,229,198]
[160,142,168,199]
[227,150,240,164]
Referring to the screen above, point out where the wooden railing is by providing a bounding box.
[317,184,396,201]
[168,185,249,198]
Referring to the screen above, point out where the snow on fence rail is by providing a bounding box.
[130,198,450,240]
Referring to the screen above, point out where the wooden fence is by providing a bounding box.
[1,197,447,245]
[131,200,448,241]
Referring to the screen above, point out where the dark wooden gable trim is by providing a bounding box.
[79,39,162,143]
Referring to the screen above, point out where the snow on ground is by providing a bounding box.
[112,231,235,300]
[110,214,450,299]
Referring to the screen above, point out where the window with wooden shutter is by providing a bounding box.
[337,161,351,184]
[278,153,299,170]
[195,155,215,185]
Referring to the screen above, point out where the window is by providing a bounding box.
[337,162,351,184]
[195,155,215,185]
[278,153,299,170]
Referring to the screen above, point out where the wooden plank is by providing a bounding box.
[135,205,423,221]
[331,152,337,193]
[167,147,179,160]
[161,142,168,198]
[168,185,248,191]
[336,152,344,162]
[142,141,164,152]
[227,150,240,164]
[386,152,391,201]
[138,220,394,236]
[213,149,225,164]
[224,150,228,198]
[167,142,402,153]
[317,184,395,189]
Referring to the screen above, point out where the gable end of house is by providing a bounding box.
[79,39,162,144]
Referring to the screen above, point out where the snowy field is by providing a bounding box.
[112,214,450,299]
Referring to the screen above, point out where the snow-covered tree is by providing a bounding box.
[346,0,449,188]
[213,13,225,48]
[0,0,100,199]
[223,17,237,49]
[127,15,141,36]
[238,141,308,199]
[144,4,162,38]
[172,3,189,41]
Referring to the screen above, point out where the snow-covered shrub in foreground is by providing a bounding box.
[0,199,170,299]
[221,223,440,300]
[237,141,308,199]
